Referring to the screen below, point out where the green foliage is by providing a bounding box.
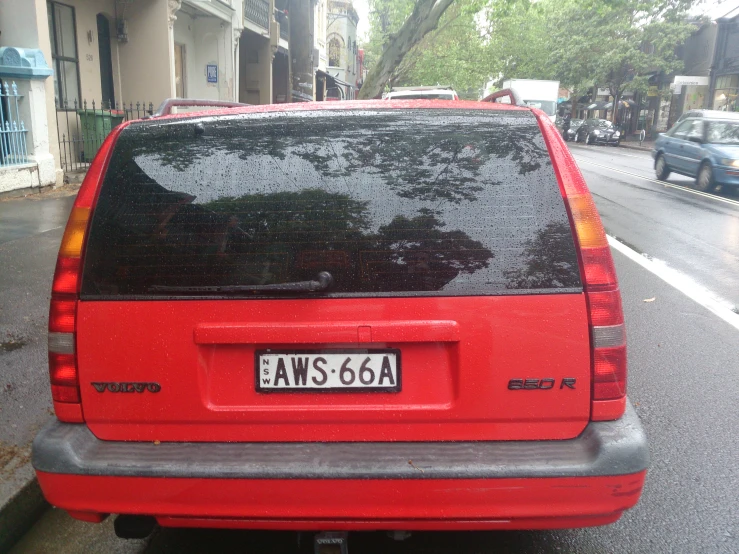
[394,3,492,95]
[480,0,554,83]
[362,0,491,94]
[362,0,699,103]
[363,0,416,74]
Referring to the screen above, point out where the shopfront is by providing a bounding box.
[712,75,739,111]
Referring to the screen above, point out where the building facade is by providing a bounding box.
[326,0,359,99]
[0,0,361,193]
[1,0,247,187]
[709,8,739,112]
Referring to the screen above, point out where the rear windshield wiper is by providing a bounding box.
[148,272,334,294]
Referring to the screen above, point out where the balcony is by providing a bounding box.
[274,9,289,44]
[279,15,289,41]
[244,0,270,31]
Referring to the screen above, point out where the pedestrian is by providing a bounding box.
[562,113,572,140]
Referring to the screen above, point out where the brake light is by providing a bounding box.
[47,125,126,423]
[535,111,626,421]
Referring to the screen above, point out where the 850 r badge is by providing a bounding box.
[508,378,576,390]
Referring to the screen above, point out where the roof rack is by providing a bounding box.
[480,88,525,106]
[148,98,249,118]
[389,85,454,92]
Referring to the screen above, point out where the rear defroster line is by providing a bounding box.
[606,235,739,332]
[577,159,739,208]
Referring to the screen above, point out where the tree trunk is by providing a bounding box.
[571,88,578,120]
[610,86,621,124]
[358,0,456,99]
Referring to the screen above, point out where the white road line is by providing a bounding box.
[607,235,739,332]
[571,147,648,160]
[577,159,739,207]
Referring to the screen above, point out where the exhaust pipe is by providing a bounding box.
[113,515,157,539]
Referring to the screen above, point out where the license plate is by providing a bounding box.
[255,350,401,392]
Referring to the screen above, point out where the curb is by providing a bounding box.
[619,142,654,152]
[0,470,48,553]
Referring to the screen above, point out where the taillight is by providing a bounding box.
[535,110,626,421]
[47,125,126,423]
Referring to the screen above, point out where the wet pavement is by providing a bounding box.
[5,147,739,553]
[0,195,74,449]
[0,194,75,551]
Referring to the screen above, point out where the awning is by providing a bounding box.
[332,76,356,90]
[316,70,356,90]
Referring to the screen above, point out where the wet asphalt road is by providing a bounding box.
[570,144,739,311]
[5,145,739,553]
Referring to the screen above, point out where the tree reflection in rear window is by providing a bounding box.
[81,109,582,298]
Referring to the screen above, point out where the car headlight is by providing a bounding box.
[720,158,739,167]
[613,131,620,138]
[593,130,601,135]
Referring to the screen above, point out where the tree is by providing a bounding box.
[390,2,490,96]
[545,0,605,118]
[480,0,553,84]
[578,0,696,122]
[478,0,696,123]
[358,0,458,99]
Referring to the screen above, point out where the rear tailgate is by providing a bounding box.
[77,108,590,442]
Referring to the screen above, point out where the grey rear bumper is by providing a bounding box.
[33,400,648,480]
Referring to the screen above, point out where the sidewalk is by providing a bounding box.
[0,189,78,552]
[618,135,656,152]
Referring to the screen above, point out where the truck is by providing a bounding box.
[502,79,560,122]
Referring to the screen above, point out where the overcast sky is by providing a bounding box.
[354,0,370,42]
[703,0,739,16]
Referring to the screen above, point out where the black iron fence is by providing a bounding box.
[55,99,154,173]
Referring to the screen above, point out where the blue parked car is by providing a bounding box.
[653,110,739,192]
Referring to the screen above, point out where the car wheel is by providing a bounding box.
[655,154,670,180]
[696,162,716,192]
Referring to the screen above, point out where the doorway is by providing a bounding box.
[174,43,186,98]
[96,14,115,108]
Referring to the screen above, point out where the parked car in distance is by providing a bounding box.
[384,86,459,100]
[653,111,739,191]
[33,99,647,541]
[557,117,584,141]
[575,118,621,145]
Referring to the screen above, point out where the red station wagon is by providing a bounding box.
[33,100,648,541]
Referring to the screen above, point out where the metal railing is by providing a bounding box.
[55,99,154,172]
[245,0,270,30]
[0,81,29,167]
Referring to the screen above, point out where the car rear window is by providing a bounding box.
[81,109,581,298]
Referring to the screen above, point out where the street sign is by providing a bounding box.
[207,64,218,84]
[647,86,659,97]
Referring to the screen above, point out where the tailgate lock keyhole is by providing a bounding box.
[357,325,372,343]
